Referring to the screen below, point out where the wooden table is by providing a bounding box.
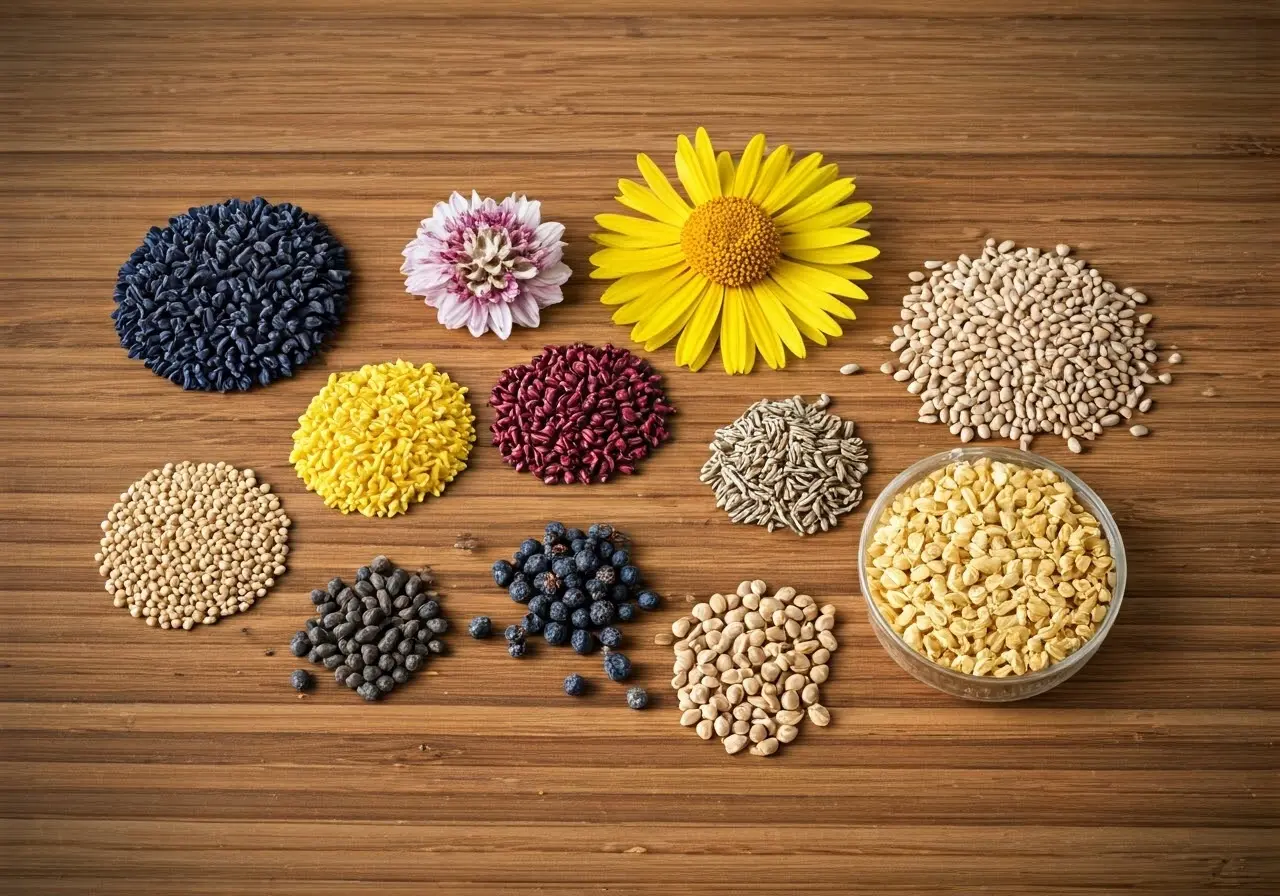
[2,1,1277,892]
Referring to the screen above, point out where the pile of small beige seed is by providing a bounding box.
[865,457,1115,676]
[885,239,1169,453]
[668,580,835,756]
[95,461,291,629]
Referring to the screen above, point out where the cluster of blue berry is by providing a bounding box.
[469,521,657,708]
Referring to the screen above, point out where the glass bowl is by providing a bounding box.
[857,447,1126,702]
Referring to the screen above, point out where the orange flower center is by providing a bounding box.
[680,197,780,287]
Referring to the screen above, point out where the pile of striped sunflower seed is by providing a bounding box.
[700,394,868,536]
[885,238,1172,453]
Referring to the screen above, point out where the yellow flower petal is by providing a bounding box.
[760,152,823,213]
[773,257,868,301]
[599,265,688,304]
[772,178,856,228]
[676,134,713,206]
[676,282,723,369]
[781,200,872,233]
[721,286,754,374]
[590,244,689,277]
[731,134,766,198]
[617,179,686,227]
[642,292,703,351]
[612,272,695,325]
[592,232,672,250]
[636,153,692,220]
[751,280,806,359]
[594,212,682,241]
[767,274,843,337]
[784,244,881,266]
[716,150,735,195]
[779,228,871,251]
[772,262,863,315]
[695,127,723,198]
[689,326,718,372]
[741,285,784,369]
[633,273,708,343]
[804,263,873,282]
[748,144,793,205]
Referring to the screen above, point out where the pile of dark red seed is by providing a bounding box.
[289,555,447,701]
[489,343,674,484]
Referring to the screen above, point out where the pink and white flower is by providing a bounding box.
[401,191,571,339]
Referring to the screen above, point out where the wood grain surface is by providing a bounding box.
[1,1,1278,893]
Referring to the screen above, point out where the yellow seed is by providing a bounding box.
[291,360,475,518]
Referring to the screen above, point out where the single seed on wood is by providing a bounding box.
[840,363,862,375]
[1130,425,1149,437]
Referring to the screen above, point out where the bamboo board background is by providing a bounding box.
[1,1,1277,893]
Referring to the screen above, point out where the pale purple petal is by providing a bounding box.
[437,293,473,329]
[533,221,564,247]
[534,261,572,287]
[466,302,488,337]
[509,293,541,328]
[488,302,513,340]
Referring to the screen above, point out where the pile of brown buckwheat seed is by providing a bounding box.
[95,461,291,629]
[671,580,835,756]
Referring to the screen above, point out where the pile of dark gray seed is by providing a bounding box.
[289,555,447,701]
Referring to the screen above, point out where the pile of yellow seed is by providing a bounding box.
[291,360,476,518]
[866,458,1115,676]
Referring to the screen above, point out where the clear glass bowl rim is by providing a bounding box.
[857,446,1127,691]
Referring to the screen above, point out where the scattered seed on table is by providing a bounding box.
[1169,352,1183,364]
[290,669,314,691]
[604,651,632,682]
[700,394,869,536]
[490,344,673,484]
[626,687,649,710]
[887,239,1169,452]
[1130,424,1150,437]
[564,673,587,696]
[468,616,492,639]
[839,363,862,375]
[113,198,349,391]
[95,462,290,630]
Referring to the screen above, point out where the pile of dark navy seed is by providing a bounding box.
[289,555,447,701]
[474,522,657,707]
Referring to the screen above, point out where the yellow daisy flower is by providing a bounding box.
[590,128,878,374]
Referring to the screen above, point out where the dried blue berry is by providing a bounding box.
[543,621,569,646]
[589,600,615,627]
[113,197,349,391]
[527,595,552,619]
[626,686,648,710]
[619,566,642,587]
[563,673,586,696]
[637,591,661,611]
[522,612,545,635]
[507,640,528,658]
[289,631,310,657]
[504,624,526,643]
[570,607,592,629]
[603,651,631,682]
[616,602,637,622]
[588,523,613,540]
[574,550,600,574]
[491,560,514,587]
[548,600,569,622]
[562,588,588,610]
[523,553,551,576]
[545,521,567,541]
[571,628,596,655]
[468,616,492,639]
[508,578,532,604]
[598,626,623,649]
[290,669,314,691]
